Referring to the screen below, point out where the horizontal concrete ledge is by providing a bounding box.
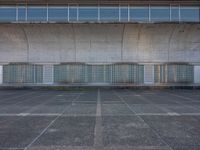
[0,84,200,90]
[1,22,200,25]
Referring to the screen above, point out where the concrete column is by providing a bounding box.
[0,66,2,84]
[194,66,200,84]
[43,64,54,84]
[144,65,154,84]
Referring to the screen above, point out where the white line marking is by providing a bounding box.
[1,112,200,117]
[0,91,37,102]
[24,92,83,150]
[0,147,24,150]
[113,90,173,150]
[94,89,103,149]
[21,91,73,114]
[125,89,175,114]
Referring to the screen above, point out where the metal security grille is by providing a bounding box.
[3,64,43,83]
[54,63,144,84]
[111,64,144,84]
[54,64,85,83]
[86,65,111,83]
[154,64,194,83]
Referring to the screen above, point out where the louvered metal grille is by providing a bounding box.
[3,64,43,83]
[54,63,144,84]
[154,64,194,83]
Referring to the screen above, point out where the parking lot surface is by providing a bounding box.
[0,89,200,150]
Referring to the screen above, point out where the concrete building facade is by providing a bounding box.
[0,0,199,86]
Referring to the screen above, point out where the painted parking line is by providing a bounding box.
[20,91,78,114]
[94,89,103,149]
[103,145,170,150]
[0,92,61,115]
[0,91,38,103]
[159,91,200,112]
[113,90,173,150]
[24,92,83,150]
[0,147,24,150]
[125,89,177,114]
[165,91,200,101]
[1,112,200,117]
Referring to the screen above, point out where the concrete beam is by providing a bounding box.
[0,24,199,64]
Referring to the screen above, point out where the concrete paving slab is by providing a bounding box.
[158,105,200,114]
[0,89,199,150]
[31,116,95,147]
[141,115,200,150]
[130,104,167,114]
[122,96,149,104]
[102,116,169,147]
[0,116,54,148]
[102,104,134,115]
[64,104,97,116]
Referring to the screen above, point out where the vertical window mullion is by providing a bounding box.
[16,4,18,22]
[149,4,151,22]
[119,4,121,22]
[25,4,27,21]
[77,4,79,21]
[179,4,181,22]
[98,4,100,21]
[47,3,48,22]
[68,4,69,22]
[128,4,130,22]
[199,5,200,22]
[170,4,172,21]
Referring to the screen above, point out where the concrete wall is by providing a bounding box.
[0,66,2,84]
[0,24,200,64]
[194,66,200,84]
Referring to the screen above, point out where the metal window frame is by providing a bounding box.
[78,5,99,22]
[150,5,170,22]
[0,6,17,22]
[68,3,78,22]
[27,5,48,22]
[0,4,200,23]
[47,5,68,22]
[180,5,200,22]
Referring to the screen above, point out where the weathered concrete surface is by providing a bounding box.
[0,89,200,150]
[0,66,2,84]
[0,24,200,64]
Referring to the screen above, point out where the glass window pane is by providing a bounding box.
[48,7,68,21]
[180,7,199,22]
[0,7,16,22]
[27,6,47,21]
[18,6,26,21]
[79,7,98,21]
[69,6,77,21]
[100,7,119,21]
[171,6,179,21]
[120,6,128,22]
[151,7,170,22]
[130,7,149,22]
